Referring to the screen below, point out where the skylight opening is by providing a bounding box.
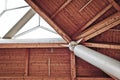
[0,0,65,43]
[0,8,30,38]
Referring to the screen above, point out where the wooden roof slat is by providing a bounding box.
[51,0,72,18]
[25,0,71,43]
[0,43,68,48]
[73,4,112,39]
[107,0,120,11]
[84,42,120,50]
[3,9,35,39]
[74,12,120,41]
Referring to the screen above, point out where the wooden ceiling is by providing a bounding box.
[0,0,119,80]
[26,0,120,43]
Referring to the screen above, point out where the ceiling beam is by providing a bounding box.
[0,43,68,48]
[73,4,112,39]
[3,9,35,39]
[83,42,120,50]
[51,0,72,18]
[74,12,120,41]
[25,0,72,43]
[107,0,120,11]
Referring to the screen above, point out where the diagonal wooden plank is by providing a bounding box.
[75,12,120,41]
[107,0,120,11]
[83,42,120,50]
[51,0,72,18]
[73,4,112,39]
[84,19,120,41]
[3,9,35,39]
[25,0,72,43]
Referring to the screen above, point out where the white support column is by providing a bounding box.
[69,41,120,79]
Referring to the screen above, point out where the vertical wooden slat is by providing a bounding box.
[25,49,30,76]
[70,52,76,80]
[48,58,51,76]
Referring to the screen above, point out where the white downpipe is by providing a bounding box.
[69,41,120,79]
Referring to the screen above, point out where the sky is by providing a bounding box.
[0,0,62,39]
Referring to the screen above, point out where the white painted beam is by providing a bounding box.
[3,8,35,39]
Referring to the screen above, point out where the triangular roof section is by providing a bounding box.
[0,0,66,43]
[25,0,72,43]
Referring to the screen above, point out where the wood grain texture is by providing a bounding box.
[0,49,27,76]
[73,4,112,38]
[29,48,71,77]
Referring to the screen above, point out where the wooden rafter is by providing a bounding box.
[74,12,120,41]
[70,52,76,80]
[107,0,120,11]
[84,19,120,41]
[83,42,120,50]
[3,9,35,39]
[25,0,72,43]
[73,4,112,39]
[51,0,72,18]
[0,43,68,48]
